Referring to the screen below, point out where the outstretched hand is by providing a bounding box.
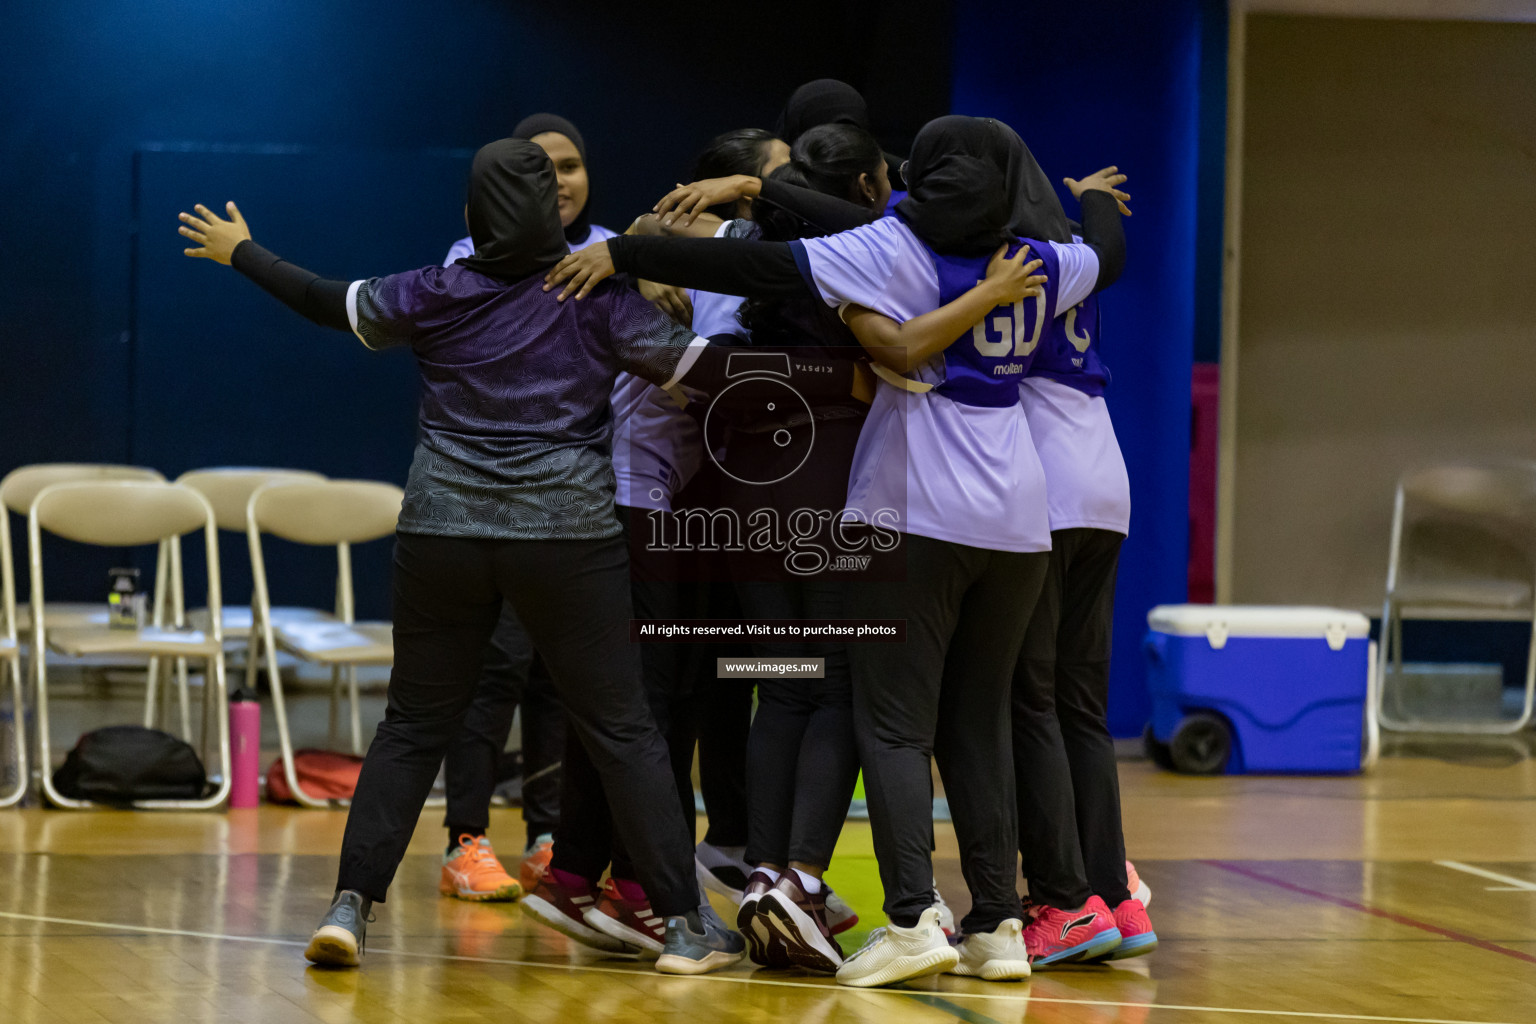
[179,201,251,264]
[984,244,1047,305]
[1063,167,1132,217]
[543,240,616,301]
[652,175,759,229]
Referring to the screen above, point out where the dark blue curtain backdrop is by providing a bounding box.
[952,1,1207,736]
[0,0,952,616]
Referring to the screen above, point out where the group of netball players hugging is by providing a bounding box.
[176,77,1153,987]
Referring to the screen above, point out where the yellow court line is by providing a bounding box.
[0,909,1521,1024]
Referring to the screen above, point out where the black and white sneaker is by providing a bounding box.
[305,890,373,967]
[656,905,747,975]
[695,843,752,903]
[736,869,790,968]
[759,872,843,973]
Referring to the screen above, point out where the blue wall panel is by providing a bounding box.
[1,0,953,613]
[952,1,1206,735]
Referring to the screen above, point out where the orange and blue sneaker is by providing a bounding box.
[1023,894,1122,967]
[440,834,523,902]
[520,833,555,893]
[1091,898,1157,961]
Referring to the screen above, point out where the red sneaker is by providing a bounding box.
[824,886,859,936]
[521,873,637,954]
[582,877,666,954]
[1091,898,1157,961]
[1024,895,1122,967]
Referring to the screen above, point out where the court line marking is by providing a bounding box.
[1203,861,1536,966]
[1435,861,1536,893]
[0,908,1523,1024]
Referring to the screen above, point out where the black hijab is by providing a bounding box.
[991,119,1072,244]
[895,115,1071,256]
[895,115,1011,256]
[777,79,871,144]
[513,113,594,247]
[458,139,569,282]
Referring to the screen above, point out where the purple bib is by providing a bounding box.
[1029,288,1110,396]
[922,238,1060,408]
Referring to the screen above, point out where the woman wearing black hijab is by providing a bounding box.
[541,114,1129,987]
[434,112,625,909]
[176,138,746,975]
[777,77,907,192]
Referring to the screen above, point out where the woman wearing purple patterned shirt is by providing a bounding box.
[177,138,749,975]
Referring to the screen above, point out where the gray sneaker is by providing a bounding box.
[655,905,746,975]
[305,890,373,967]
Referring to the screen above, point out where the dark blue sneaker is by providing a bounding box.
[305,890,373,967]
[655,905,746,975]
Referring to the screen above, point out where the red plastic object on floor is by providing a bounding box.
[265,749,364,804]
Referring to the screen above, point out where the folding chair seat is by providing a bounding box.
[248,479,401,807]
[29,480,230,809]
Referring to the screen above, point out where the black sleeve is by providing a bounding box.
[1077,190,1126,292]
[230,240,352,331]
[607,235,809,299]
[757,179,878,234]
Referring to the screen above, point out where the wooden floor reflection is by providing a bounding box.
[1,755,1533,1024]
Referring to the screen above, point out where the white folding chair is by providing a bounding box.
[1378,462,1536,735]
[1,464,166,638]
[172,469,331,719]
[0,510,22,808]
[248,479,401,808]
[30,480,230,809]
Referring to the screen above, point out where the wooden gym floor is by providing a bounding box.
[1,744,1534,1024]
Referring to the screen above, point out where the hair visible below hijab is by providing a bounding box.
[790,123,884,206]
[457,138,569,282]
[777,78,871,144]
[693,128,779,220]
[512,112,594,246]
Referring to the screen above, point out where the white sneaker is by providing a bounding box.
[835,907,958,988]
[931,881,956,937]
[948,918,1031,981]
[695,844,751,904]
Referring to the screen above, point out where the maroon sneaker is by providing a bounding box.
[759,872,843,973]
[583,877,665,954]
[737,869,791,968]
[521,874,638,955]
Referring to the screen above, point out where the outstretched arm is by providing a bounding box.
[842,244,1046,374]
[652,175,875,234]
[544,235,809,302]
[179,201,351,331]
[1062,167,1130,292]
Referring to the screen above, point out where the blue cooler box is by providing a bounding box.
[1144,605,1371,774]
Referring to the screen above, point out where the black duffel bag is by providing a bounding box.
[53,725,209,804]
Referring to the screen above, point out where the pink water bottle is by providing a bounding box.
[229,688,262,808]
